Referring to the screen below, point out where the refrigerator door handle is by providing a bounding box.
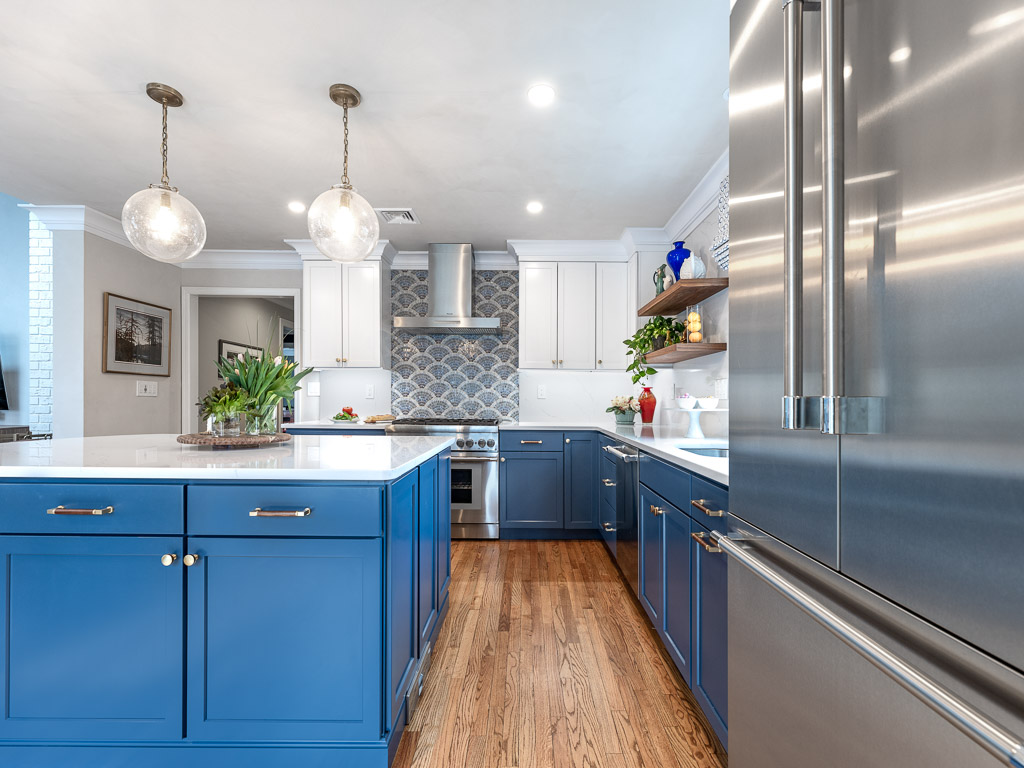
[714,532,1024,768]
[817,0,884,435]
[781,0,821,430]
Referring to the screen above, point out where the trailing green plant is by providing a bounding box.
[622,315,688,385]
[217,347,313,434]
[198,383,249,423]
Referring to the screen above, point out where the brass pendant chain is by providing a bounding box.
[341,101,351,189]
[160,100,171,189]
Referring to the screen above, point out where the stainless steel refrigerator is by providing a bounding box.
[725,0,1024,765]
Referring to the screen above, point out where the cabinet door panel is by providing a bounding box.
[342,262,382,368]
[638,485,665,625]
[692,520,729,747]
[436,453,452,606]
[557,262,596,369]
[500,452,564,529]
[0,535,183,741]
[519,263,559,369]
[303,262,343,367]
[663,504,692,684]
[418,457,439,651]
[596,262,630,370]
[186,536,382,742]
[564,432,597,529]
[388,470,418,730]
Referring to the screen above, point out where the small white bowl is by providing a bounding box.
[697,396,720,410]
[677,397,698,410]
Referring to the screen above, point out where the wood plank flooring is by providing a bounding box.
[393,540,727,768]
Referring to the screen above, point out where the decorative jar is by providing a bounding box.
[638,387,657,424]
[666,241,692,281]
[685,304,707,343]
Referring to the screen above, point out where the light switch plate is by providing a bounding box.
[537,385,547,399]
[136,381,158,397]
[307,381,321,397]
[366,384,375,399]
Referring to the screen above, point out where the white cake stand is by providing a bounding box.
[680,408,727,440]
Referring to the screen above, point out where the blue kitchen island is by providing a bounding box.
[0,433,452,767]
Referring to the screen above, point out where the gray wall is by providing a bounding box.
[0,193,29,426]
[81,234,182,437]
[197,296,293,398]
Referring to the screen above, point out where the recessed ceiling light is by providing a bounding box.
[288,201,306,214]
[527,83,556,107]
[526,201,544,214]
[889,46,911,63]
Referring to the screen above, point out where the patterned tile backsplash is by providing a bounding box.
[390,270,519,419]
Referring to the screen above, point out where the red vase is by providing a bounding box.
[638,387,657,424]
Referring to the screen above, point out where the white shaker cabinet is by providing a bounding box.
[518,263,559,369]
[302,259,389,369]
[596,262,630,370]
[557,262,596,370]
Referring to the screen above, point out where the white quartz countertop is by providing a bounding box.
[505,422,728,485]
[285,420,392,430]
[0,434,455,482]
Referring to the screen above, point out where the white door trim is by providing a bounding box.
[179,286,303,434]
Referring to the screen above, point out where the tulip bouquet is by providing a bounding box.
[216,348,313,435]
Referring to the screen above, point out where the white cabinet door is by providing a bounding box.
[303,262,343,368]
[557,263,596,370]
[341,262,382,368]
[518,263,558,369]
[596,262,630,370]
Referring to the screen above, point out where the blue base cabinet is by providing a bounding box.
[638,486,665,625]
[500,451,565,529]
[691,520,729,748]
[0,452,452,767]
[564,432,598,530]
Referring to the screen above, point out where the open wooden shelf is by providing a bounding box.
[638,277,729,317]
[643,343,727,365]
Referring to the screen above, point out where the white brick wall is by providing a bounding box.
[27,215,53,434]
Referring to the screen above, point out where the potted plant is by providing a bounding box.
[606,396,641,425]
[217,348,313,435]
[198,383,248,436]
[623,315,688,385]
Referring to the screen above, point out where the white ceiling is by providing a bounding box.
[0,1,729,252]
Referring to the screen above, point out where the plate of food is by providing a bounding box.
[332,407,359,423]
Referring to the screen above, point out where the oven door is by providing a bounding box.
[449,456,499,539]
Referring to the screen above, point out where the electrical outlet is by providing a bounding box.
[714,378,728,399]
[365,384,375,399]
[307,381,321,397]
[136,381,158,397]
[537,385,547,399]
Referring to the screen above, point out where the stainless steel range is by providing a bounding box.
[387,418,499,540]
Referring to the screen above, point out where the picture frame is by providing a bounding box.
[102,293,172,377]
[217,340,263,379]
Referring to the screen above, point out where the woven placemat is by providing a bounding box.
[176,433,293,448]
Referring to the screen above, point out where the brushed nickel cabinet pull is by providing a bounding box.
[691,499,725,517]
[602,479,616,487]
[602,522,616,532]
[520,440,543,445]
[649,504,665,516]
[691,531,722,553]
[250,507,312,517]
[47,505,114,516]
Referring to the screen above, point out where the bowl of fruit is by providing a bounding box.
[332,407,359,423]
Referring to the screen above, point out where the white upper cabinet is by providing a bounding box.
[302,258,389,369]
[596,262,630,370]
[557,262,596,370]
[519,260,632,370]
[519,263,559,369]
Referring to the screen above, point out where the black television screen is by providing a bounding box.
[0,352,9,410]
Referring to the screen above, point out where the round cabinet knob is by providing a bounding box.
[500,457,505,463]
[551,360,556,365]
[336,357,341,363]
[565,438,571,443]
[598,359,603,364]
[160,553,177,566]
[342,358,348,363]
[559,359,563,364]
[183,554,200,567]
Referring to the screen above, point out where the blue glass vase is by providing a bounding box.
[666,241,691,281]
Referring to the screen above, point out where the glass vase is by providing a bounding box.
[209,414,242,437]
[686,303,707,343]
[638,387,657,424]
[245,406,280,436]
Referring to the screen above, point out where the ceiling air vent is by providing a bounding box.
[374,207,420,225]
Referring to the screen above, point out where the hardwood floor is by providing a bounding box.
[393,539,727,768]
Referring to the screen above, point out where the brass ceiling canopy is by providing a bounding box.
[145,82,183,108]
[328,83,362,108]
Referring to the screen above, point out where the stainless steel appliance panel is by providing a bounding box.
[837,0,1024,672]
[726,522,1024,768]
[729,0,840,567]
[612,445,640,597]
[450,456,498,540]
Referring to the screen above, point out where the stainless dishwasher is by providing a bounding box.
[602,444,639,597]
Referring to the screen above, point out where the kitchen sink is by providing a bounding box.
[680,447,729,458]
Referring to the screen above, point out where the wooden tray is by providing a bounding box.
[176,433,292,449]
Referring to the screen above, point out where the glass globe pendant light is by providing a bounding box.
[121,83,207,264]
[307,84,379,263]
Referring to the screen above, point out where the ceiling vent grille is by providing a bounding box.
[374,207,420,225]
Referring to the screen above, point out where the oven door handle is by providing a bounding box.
[451,456,499,463]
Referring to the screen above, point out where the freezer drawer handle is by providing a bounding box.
[249,507,312,517]
[691,532,722,554]
[602,445,639,462]
[713,532,1024,768]
[691,499,724,517]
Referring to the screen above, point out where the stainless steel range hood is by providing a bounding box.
[393,243,501,334]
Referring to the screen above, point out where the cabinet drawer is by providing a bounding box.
[500,431,563,452]
[0,483,183,535]
[187,485,383,537]
[639,453,691,510]
[690,476,729,535]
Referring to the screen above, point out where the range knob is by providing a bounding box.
[476,438,487,447]
[486,439,496,447]
[456,439,466,448]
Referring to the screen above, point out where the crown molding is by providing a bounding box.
[18,204,132,250]
[619,227,672,256]
[390,250,517,270]
[284,239,396,265]
[506,239,627,262]
[179,250,302,270]
[663,148,729,241]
